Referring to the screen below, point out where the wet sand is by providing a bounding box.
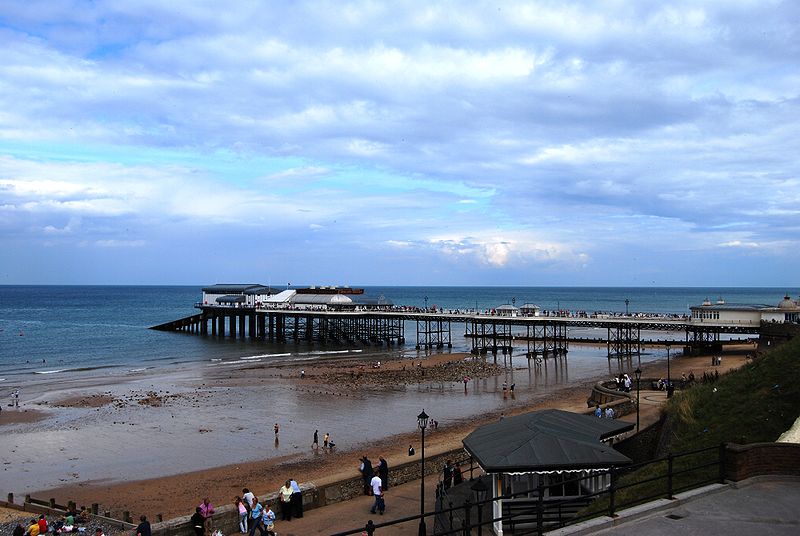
[0,344,751,520]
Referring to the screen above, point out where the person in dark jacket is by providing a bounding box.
[359,456,374,495]
[190,508,205,536]
[377,455,389,490]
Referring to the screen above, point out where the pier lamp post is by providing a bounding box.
[634,367,642,431]
[625,298,629,316]
[666,344,672,398]
[471,478,489,536]
[418,409,429,536]
[424,296,428,311]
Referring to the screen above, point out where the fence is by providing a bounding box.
[333,443,725,535]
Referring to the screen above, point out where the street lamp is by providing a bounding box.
[418,410,429,536]
[424,296,428,311]
[634,367,642,431]
[471,478,489,536]
[625,298,629,315]
[666,344,672,398]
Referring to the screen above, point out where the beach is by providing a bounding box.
[0,342,751,521]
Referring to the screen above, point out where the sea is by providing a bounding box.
[0,285,794,387]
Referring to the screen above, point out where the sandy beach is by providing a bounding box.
[0,343,751,521]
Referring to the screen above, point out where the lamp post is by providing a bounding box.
[634,367,642,431]
[625,298,629,315]
[666,344,672,398]
[424,296,428,311]
[471,478,489,536]
[418,410,429,536]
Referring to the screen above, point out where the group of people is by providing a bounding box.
[229,479,304,536]
[615,373,633,392]
[358,455,389,515]
[441,460,464,489]
[231,492,272,536]
[15,507,93,536]
[311,429,334,450]
[594,404,615,419]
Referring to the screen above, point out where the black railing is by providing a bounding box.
[332,443,726,535]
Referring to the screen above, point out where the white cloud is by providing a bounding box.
[0,1,797,284]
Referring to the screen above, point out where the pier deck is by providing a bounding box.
[151,306,761,358]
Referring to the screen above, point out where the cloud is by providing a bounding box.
[0,1,797,284]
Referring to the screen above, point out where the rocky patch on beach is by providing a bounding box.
[318,357,504,388]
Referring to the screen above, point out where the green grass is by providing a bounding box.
[665,337,800,450]
[578,336,800,518]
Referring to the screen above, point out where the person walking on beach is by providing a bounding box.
[312,429,319,449]
[279,481,293,521]
[323,432,330,449]
[198,497,214,536]
[369,472,385,515]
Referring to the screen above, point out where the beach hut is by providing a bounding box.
[462,409,633,534]
[495,304,520,317]
[520,303,541,317]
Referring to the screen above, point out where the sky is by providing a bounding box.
[0,1,798,286]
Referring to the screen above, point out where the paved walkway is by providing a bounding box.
[268,475,440,535]
[583,478,800,536]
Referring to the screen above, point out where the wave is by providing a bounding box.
[127,367,154,373]
[239,353,292,360]
[32,364,121,375]
[306,349,364,355]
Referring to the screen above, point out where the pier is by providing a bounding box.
[151,305,762,358]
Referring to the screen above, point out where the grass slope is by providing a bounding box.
[664,336,800,451]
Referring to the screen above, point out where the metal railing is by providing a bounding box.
[332,443,725,535]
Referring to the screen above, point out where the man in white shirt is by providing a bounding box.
[369,474,385,515]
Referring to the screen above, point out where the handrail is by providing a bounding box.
[334,442,727,535]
